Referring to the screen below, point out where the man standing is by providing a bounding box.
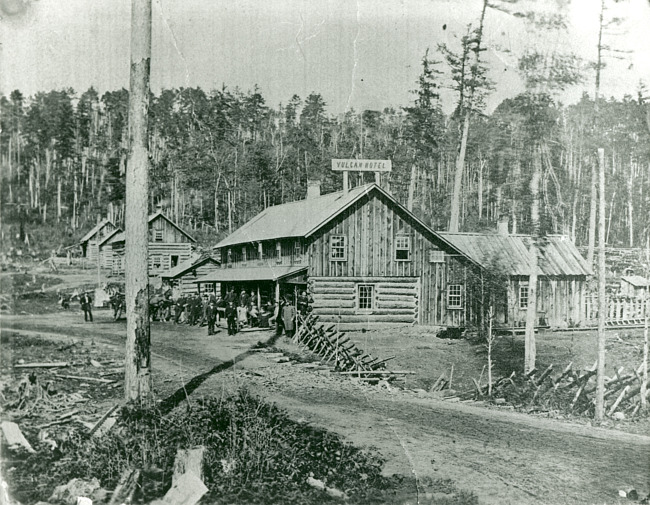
[226,301,237,336]
[80,291,93,322]
[207,299,218,335]
[282,297,296,338]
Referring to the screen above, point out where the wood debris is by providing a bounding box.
[292,314,401,381]
[454,362,649,418]
[14,362,69,369]
[1,421,35,453]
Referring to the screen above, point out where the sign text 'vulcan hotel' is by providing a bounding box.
[331,159,392,172]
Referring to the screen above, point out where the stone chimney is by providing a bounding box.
[497,216,509,236]
[306,180,321,199]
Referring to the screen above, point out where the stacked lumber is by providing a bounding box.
[456,362,649,419]
[292,313,405,381]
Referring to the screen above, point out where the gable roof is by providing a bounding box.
[98,228,122,247]
[214,183,475,263]
[109,212,196,244]
[438,232,592,277]
[215,184,376,248]
[621,275,650,287]
[80,219,116,244]
[160,254,219,280]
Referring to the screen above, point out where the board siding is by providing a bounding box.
[307,192,467,326]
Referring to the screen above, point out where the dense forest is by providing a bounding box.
[2,43,650,253]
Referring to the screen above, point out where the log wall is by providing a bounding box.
[310,276,420,329]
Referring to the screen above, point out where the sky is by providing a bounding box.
[1,0,649,114]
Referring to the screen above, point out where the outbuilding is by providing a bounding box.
[161,254,221,297]
[79,219,120,262]
[109,212,196,277]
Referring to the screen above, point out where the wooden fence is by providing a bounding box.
[584,295,650,325]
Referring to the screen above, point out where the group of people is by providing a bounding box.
[86,284,314,338]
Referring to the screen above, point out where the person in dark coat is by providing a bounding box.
[226,301,237,335]
[174,296,185,324]
[207,299,219,335]
[282,298,296,338]
[271,298,286,337]
[224,286,237,306]
[80,291,93,322]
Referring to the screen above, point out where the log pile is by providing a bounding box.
[293,313,403,380]
[456,361,649,419]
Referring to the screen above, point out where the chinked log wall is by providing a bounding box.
[310,276,419,328]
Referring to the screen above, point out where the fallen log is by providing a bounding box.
[608,385,631,416]
[14,362,68,369]
[108,469,141,505]
[54,374,117,384]
[88,404,121,437]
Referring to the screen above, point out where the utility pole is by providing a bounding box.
[595,148,606,421]
[124,0,152,403]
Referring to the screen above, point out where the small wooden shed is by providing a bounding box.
[620,275,650,299]
[79,219,119,261]
[161,254,221,297]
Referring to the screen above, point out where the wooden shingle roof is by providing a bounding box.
[438,233,592,277]
[79,219,115,244]
[109,212,196,244]
[215,184,376,248]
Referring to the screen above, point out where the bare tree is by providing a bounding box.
[595,148,606,421]
[124,0,152,403]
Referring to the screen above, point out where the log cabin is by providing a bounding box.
[161,254,221,297]
[79,219,120,262]
[198,182,475,329]
[109,212,196,277]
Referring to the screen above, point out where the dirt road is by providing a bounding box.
[3,311,649,505]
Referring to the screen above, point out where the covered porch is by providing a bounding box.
[195,265,308,309]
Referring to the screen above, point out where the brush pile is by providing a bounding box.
[457,361,649,419]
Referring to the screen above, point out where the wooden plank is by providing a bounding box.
[1,421,35,453]
[172,446,205,486]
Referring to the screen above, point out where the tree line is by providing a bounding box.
[1,61,649,250]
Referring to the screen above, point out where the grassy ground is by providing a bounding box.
[346,325,648,396]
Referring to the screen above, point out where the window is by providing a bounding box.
[203,283,215,294]
[152,255,162,269]
[330,235,347,261]
[294,241,302,263]
[429,250,445,263]
[447,284,462,309]
[357,284,375,311]
[519,285,529,309]
[395,235,411,261]
[276,242,282,263]
[171,255,179,268]
[154,229,163,242]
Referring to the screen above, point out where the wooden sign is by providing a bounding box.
[332,159,392,172]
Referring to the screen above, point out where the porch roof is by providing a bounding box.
[195,265,307,283]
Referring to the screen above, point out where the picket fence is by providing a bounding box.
[584,295,650,325]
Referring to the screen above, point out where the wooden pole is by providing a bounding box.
[642,239,649,411]
[124,0,152,404]
[595,147,606,422]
